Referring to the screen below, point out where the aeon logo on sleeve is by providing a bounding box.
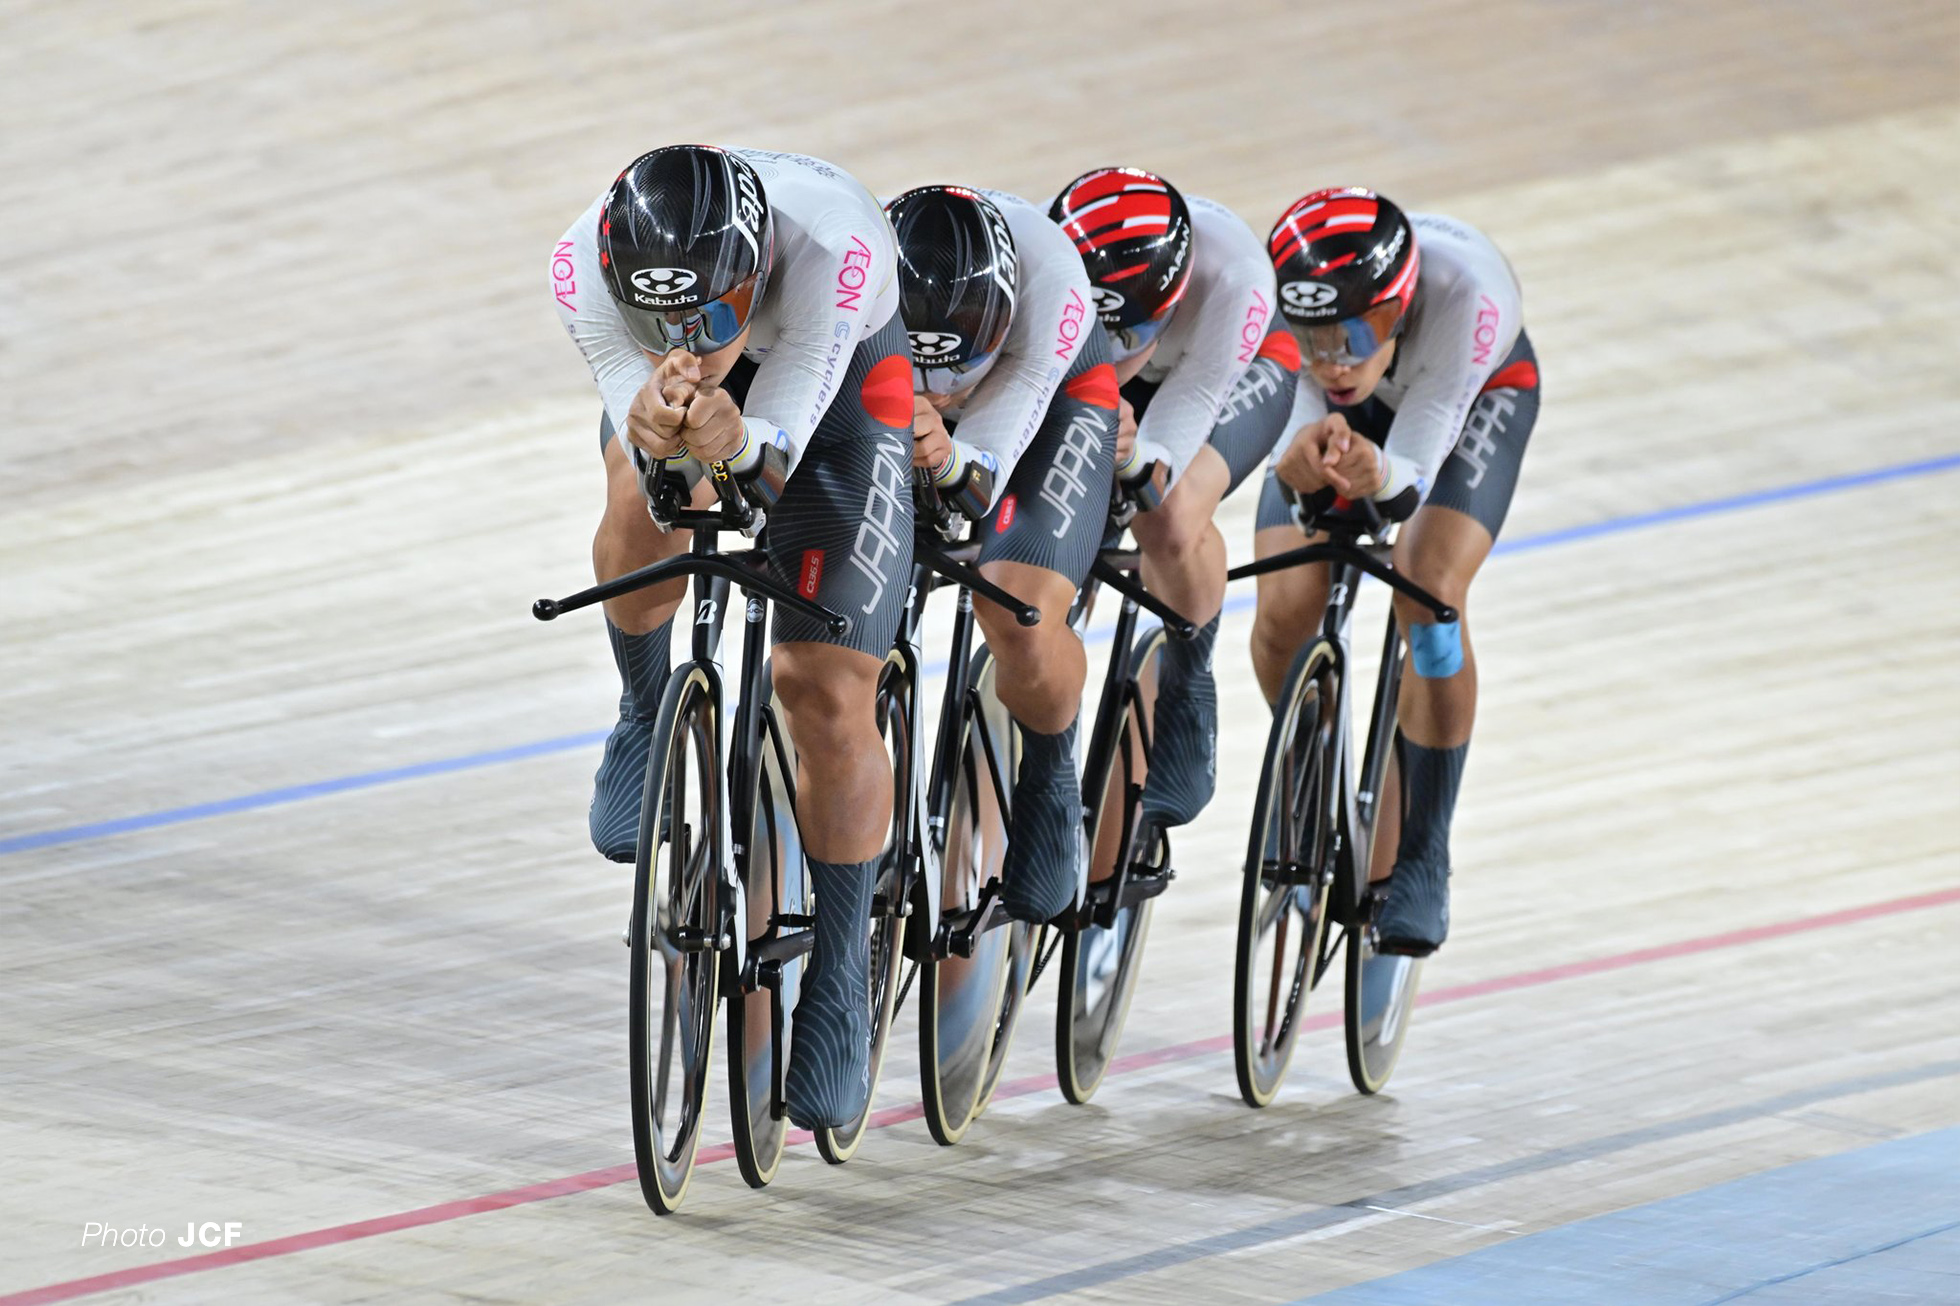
[1236,289,1272,363]
[1281,281,1338,313]
[552,240,577,310]
[837,234,875,311]
[630,267,698,299]
[1090,287,1127,317]
[1055,287,1087,359]
[909,331,963,359]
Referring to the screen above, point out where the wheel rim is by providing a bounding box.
[729,705,801,1187]
[921,654,1016,1144]
[1346,928,1424,1094]
[630,678,720,1213]
[1059,633,1162,1104]
[1235,657,1336,1106]
[819,658,912,1161]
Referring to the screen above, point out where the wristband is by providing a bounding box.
[1373,449,1428,504]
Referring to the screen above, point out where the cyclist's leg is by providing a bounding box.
[1134,334,1300,826]
[589,417,698,860]
[1374,335,1540,952]
[765,315,917,1127]
[971,340,1119,920]
[1248,471,1333,705]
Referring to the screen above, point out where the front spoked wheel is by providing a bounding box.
[919,649,1029,1145]
[816,649,914,1163]
[628,665,723,1215]
[1056,626,1166,1105]
[1234,639,1340,1107]
[1344,918,1424,1094]
[727,687,805,1189]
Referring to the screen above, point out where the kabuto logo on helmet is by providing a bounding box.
[1090,287,1127,318]
[1281,280,1339,313]
[631,267,699,299]
[909,330,964,359]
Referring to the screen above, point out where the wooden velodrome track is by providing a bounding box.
[5,2,1959,1302]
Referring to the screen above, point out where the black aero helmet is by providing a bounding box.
[599,145,773,354]
[1049,167,1193,361]
[885,185,1019,396]
[1267,188,1419,364]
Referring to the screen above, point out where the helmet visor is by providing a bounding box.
[915,348,1000,398]
[617,272,763,356]
[1108,301,1176,363]
[1298,298,1405,366]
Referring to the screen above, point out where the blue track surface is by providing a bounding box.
[1298,1126,1960,1305]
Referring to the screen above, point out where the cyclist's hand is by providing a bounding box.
[678,385,746,464]
[912,395,953,470]
[625,365,693,460]
[1115,396,1139,466]
[1274,416,1339,496]
[1315,413,1383,499]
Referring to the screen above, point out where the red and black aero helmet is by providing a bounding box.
[600,144,774,355]
[1049,167,1193,361]
[885,185,1020,396]
[1268,188,1419,364]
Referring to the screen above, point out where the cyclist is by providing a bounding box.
[1049,168,1299,832]
[1251,188,1540,955]
[885,184,1118,922]
[550,144,915,1128]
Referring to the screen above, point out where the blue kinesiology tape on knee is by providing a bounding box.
[1409,620,1463,678]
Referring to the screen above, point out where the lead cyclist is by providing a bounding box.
[884,184,1119,922]
[549,144,915,1129]
[1251,188,1542,955]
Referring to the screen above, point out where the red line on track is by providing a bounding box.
[9,884,1957,1306]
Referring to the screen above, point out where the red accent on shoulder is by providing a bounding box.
[859,353,915,428]
[1481,359,1539,393]
[1064,363,1121,410]
[799,549,825,599]
[995,495,1017,534]
[1256,328,1301,372]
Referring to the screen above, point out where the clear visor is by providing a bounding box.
[617,272,762,356]
[915,348,1000,398]
[1297,298,1405,366]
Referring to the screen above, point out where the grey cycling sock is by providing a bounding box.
[1395,738,1469,869]
[1005,718,1083,922]
[1017,716,1079,793]
[1162,614,1220,683]
[608,618,674,719]
[786,856,877,1128]
[590,619,675,861]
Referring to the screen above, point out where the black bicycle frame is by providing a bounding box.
[907,496,1042,958]
[1225,528,1456,922]
[1069,545,1197,930]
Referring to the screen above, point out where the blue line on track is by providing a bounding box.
[4,451,1956,858]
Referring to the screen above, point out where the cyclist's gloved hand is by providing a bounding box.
[931,438,1000,521]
